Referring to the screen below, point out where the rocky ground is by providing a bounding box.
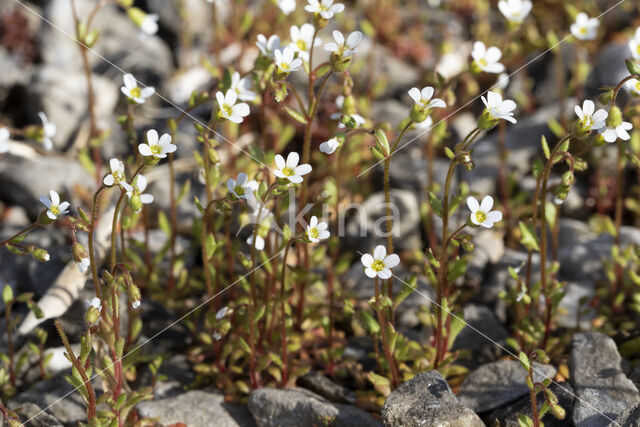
[1,0,640,426]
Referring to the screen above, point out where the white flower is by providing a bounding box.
[138,129,176,159]
[415,115,433,131]
[132,299,141,309]
[122,175,154,212]
[0,127,9,154]
[39,190,70,220]
[274,152,312,183]
[140,13,159,36]
[216,306,230,319]
[230,71,257,102]
[471,41,505,74]
[278,0,296,15]
[574,100,608,132]
[306,216,330,242]
[570,13,599,41]
[289,23,319,62]
[227,172,258,199]
[482,91,517,123]
[216,89,250,123]
[629,28,640,60]
[305,0,344,19]
[103,158,126,187]
[39,112,56,151]
[256,34,281,58]
[467,195,503,228]
[212,331,223,341]
[360,245,400,280]
[274,47,303,73]
[624,78,640,96]
[77,256,90,273]
[600,120,633,143]
[324,30,362,59]
[408,86,446,111]
[319,138,341,154]
[246,234,265,250]
[87,297,102,312]
[120,73,155,104]
[330,95,366,128]
[497,0,532,23]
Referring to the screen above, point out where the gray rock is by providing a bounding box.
[609,402,640,427]
[342,263,433,329]
[458,359,557,413]
[570,332,640,426]
[4,402,63,427]
[381,371,483,427]
[466,229,505,289]
[248,387,380,427]
[42,0,173,85]
[451,303,508,368]
[0,155,93,218]
[137,389,255,427]
[586,43,633,102]
[345,189,421,253]
[487,382,575,427]
[556,280,596,329]
[297,371,357,405]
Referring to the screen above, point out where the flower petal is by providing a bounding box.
[361,253,374,267]
[373,245,386,260]
[383,254,400,269]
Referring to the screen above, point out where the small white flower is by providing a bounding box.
[103,158,126,187]
[87,297,102,312]
[289,23,319,62]
[471,41,505,74]
[77,255,90,273]
[600,120,633,143]
[132,299,141,309]
[624,78,640,96]
[140,13,159,36]
[230,71,257,102]
[408,86,446,111]
[467,195,503,228]
[0,127,10,154]
[216,89,250,124]
[122,175,154,212]
[256,34,281,58]
[274,47,303,74]
[227,172,258,200]
[138,129,177,159]
[574,100,608,132]
[306,216,330,242]
[324,30,362,59]
[360,245,400,280]
[319,138,341,154]
[497,0,532,23]
[274,152,312,183]
[570,13,599,41]
[216,306,230,319]
[305,0,344,19]
[120,73,155,104]
[38,112,56,151]
[629,28,640,60]
[482,91,517,123]
[39,190,70,220]
[246,234,265,250]
[330,95,366,128]
[278,0,296,15]
[212,331,223,341]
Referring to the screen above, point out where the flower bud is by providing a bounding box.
[72,243,90,273]
[410,104,429,124]
[314,15,329,29]
[126,7,147,28]
[330,53,352,73]
[478,110,497,130]
[32,248,50,262]
[470,61,483,74]
[550,404,566,420]
[343,95,357,116]
[606,106,622,128]
[128,284,142,308]
[561,171,574,186]
[130,194,142,212]
[340,115,358,129]
[625,59,640,76]
[86,306,101,324]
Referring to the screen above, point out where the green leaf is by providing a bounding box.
[518,221,539,252]
[3,284,13,304]
[541,135,550,159]
[374,129,390,155]
[205,233,216,260]
[283,106,308,125]
[238,337,252,354]
[518,351,530,371]
[158,211,171,236]
[428,192,443,217]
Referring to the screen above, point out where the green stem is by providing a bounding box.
[0,222,39,248]
[88,186,106,299]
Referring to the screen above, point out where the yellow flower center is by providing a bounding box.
[235,186,245,196]
[478,58,488,67]
[371,260,385,272]
[636,45,640,55]
[223,104,233,116]
[309,228,319,239]
[296,40,307,51]
[280,62,290,71]
[635,81,640,93]
[130,87,141,98]
[475,211,487,223]
[579,27,587,35]
[50,205,59,215]
[150,144,161,155]
[282,167,294,176]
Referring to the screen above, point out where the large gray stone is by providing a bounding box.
[4,402,63,427]
[248,387,380,427]
[458,359,557,413]
[381,371,483,427]
[297,371,356,405]
[570,332,640,427]
[136,389,255,427]
[609,402,640,427]
[451,303,508,368]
